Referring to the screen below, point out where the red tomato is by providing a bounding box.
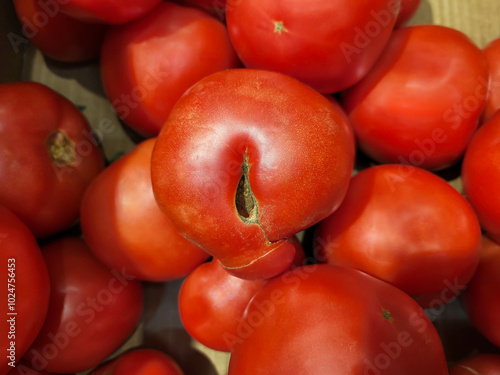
[228,264,448,374]
[24,237,143,373]
[89,349,184,375]
[462,111,500,243]
[449,354,500,375]
[482,38,500,124]
[0,82,104,238]
[13,0,107,62]
[179,237,304,352]
[314,164,481,308]
[7,359,53,375]
[0,206,50,373]
[462,236,500,349]
[100,1,240,137]
[57,0,161,24]
[395,0,422,27]
[342,25,489,170]
[151,69,354,280]
[226,0,399,94]
[172,0,227,19]
[81,138,209,281]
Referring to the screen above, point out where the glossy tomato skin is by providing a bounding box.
[449,354,500,375]
[89,349,184,375]
[228,264,448,375]
[13,0,107,63]
[151,69,354,280]
[226,0,399,94]
[482,38,500,124]
[462,236,500,348]
[395,0,422,27]
[314,164,481,307]
[0,82,104,238]
[101,1,240,137]
[462,112,500,243]
[58,0,161,24]
[342,25,489,170]
[81,138,209,282]
[24,237,143,373]
[179,237,304,352]
[0,206,50,373]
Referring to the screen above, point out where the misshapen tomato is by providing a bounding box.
[89,349,184,375]
[13,0,107,63]
[448,354,500,375]
[228,264,448,374]
[151,69,354,280]
[101,1,240,137]
[0,82,104,238]
[342,25,489,170]
[314,164,481,308]
[226,0,400,94]
[0,206,50,373]
[462,236,500,349]
[462,111,500,243]
[24,237,143,373]
[81,139,210,282]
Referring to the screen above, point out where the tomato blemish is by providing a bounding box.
[45,129,77,167]
[274,21,287,34]
[382,310,393,322]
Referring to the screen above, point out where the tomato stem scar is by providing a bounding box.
[274,21,287,34]
[45,129,77,167]
[382,310,393,322]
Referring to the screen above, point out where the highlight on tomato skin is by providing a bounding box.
[462,111,500,244]
[89,348,184,375]
[228,264,449,375]
[448,353,500,375]
[314,164,482,309]
[80,138,210,282]
[178,236,304,352]
[151,68,355,280]
[341,24,489,171]
[100,1,240,137]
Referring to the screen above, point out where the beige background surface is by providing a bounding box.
[1,0,499,374]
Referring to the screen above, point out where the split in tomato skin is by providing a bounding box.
[0,82,105,238]
[151,69,355,280]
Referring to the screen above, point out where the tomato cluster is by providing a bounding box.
[2,0,500,374]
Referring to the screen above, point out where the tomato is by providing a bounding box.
[0,82,104,238]
[100,1,240,137]
[172,0,227,19]
[481,38,500,124]
[449,354,500,375]
[395,0,422,27]
[13,0,107,63]
[462,111,500,243]
[226,0,399,94]
[0,206,50,373]
[461,236,500,349]
[179,237,304,352]
[342,25,489,171]
[7,359,53,375]
[81,138,210,282]
[24,237,143,373]
[228,264,448,374]
[89,348,184,375]
[57,0,161,25]
[151,69,354,280]
[314,164,481,308]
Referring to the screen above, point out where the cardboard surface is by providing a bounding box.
[1,0,499,374]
